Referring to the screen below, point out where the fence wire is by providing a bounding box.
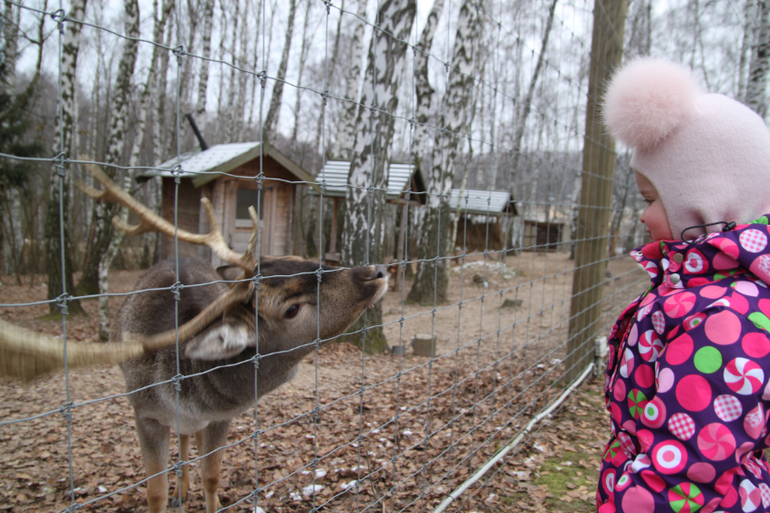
[0,0,647,512]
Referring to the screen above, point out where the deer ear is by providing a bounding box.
[185,323,254,360]
[216,265,243,282]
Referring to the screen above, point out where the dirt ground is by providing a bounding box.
[0,251,646,512]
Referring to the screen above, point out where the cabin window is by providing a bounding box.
[236,188,263,221]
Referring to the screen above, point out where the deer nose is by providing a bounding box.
[371,264,387,280]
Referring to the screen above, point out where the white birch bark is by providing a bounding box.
[45,0,88,314]
[195,0,216,124]
[331,0,368,158]
[340,0,416,351]
[154,9,174,162]
[407,0,480,304]
[410,0,445,173]
[263,0,298,138]
[97,0,141,340]
[746,0,770,117]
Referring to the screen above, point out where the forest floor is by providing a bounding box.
[0,251,643,512]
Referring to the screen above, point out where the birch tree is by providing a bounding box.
[331,0,368,158]
[45,0,87,315]
[407,0,480,305]
[410,0,445,171]
[746,0,770,117]
[263,0,298,138]
[195,0,216,128]
[341,0,416,351]
[290,0,314,154]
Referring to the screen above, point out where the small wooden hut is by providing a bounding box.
[449,189,519,251]
[139,142,316,265]
[312,161,426,264]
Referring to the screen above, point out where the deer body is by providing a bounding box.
[115,257,387,512]
[0,164,388,512]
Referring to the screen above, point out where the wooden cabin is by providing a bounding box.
[139,142,315,266]
[313,160,427,263]
[449,189,519,251]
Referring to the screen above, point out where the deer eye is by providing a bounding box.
[285,304,301,319]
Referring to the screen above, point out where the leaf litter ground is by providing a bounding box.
[0,252,640,512]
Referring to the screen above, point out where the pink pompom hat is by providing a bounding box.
[603,57,770,240]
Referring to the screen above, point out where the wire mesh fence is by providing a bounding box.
[0,0,651,511]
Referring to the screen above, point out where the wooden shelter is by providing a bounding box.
[313,160,426,263]
[139,142,316,265]
[449,189,519,251]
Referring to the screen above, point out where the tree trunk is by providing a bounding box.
[738,0,756,101]
[407,0,480,305]
[410,0,445,174]
[46,0,87,316]
[263,0,298,138]
[331,0,368,159]
[224,0,242,142]
[196,0,216,124]
[81,0,140,338]
[746,0,770,117]
[341,0,416,352]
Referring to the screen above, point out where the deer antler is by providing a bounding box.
[77,162,262,351]
[80,163,253,273]
[0,319,144,382]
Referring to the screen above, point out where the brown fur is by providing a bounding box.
[115,256,387,512]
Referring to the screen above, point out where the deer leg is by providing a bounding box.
[169,434,191,507]
[135,416,171,513]
[199,420,231,513]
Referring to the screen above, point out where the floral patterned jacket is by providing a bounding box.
[598,216,770,513]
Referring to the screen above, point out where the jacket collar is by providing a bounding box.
[631,215,770,291]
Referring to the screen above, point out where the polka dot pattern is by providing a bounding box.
[599,222,770,511]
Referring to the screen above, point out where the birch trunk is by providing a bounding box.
[331,0,368,159]
[263,0,298,138]
[341,0,416,352]
[407,0,480,305]
[738,0,756,101]
[45,0,87,315]
[746,0,770,117]
[81,0,140,336]
[195,0,216,125]
[410,0,445,173]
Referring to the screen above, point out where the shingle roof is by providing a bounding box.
[138,141,315,189]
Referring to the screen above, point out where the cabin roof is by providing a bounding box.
[449,189,518,216]
[313,160,425,201]
[139,141,316,189]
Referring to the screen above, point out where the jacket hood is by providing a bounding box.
[631,215,770,291]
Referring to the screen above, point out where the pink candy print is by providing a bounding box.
[714,394,743,422]
[740,228,769,253]
[652,440,688,474]
[668,412,696,440]
[724,358,765,395]
[697,423,736,461]
[664,292,697,318]
[639,330,664,363]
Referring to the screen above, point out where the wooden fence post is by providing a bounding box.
[566,0,628,383]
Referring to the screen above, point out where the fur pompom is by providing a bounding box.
[603,58,701,150]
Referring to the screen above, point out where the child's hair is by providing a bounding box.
[603,57,770,239]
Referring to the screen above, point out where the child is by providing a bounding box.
[598,57,770,513]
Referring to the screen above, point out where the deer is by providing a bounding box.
[0,163,388,513]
